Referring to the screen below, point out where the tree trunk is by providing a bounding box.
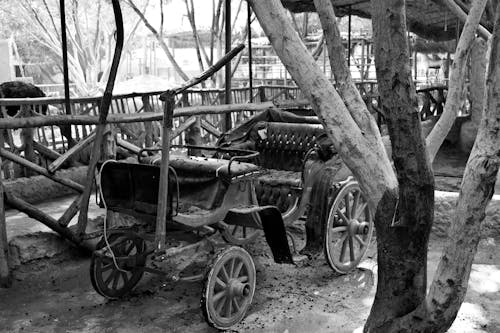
[365,1,435,331]
[379,4,500,332]
[426,0,488,161]
[249,0,397,209]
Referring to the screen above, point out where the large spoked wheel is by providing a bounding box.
[221,224,260,246]
[201,246,256,330]
[324,181,374,274]
[90,231,147,299]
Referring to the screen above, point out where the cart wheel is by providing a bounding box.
[90,231,147,299]
[324,181,374,274]
[221,224,260,246]
[201,246,256,330]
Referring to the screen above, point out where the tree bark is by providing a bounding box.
[378,4,500,332]
[249,0,397,209]
[366,0,435,331]
[426,0,488,162]
[313,0,388,160]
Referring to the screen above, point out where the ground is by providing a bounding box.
[0,204,499,332]
[1,146,499,332]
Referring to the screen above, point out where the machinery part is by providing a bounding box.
[221,223,260,245]
[324,181,374,274]
[90,231,147,299]
[201,246,256,329]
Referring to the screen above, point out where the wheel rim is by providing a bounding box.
[221,224,260,246]
[90,232,146,299]
[203,246,256,329]
[324,182,373,274]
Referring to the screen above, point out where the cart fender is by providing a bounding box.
[257,206,294,264]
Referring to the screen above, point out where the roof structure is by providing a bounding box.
[280,0,493,41]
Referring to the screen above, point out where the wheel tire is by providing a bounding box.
[324,181,374,274]
[90,231,147,299]
[201,246,256,330]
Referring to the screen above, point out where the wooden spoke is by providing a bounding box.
[225,297,233,317]
[111,271,121,290]
[339,234,348,262]
[215,295,226,314]
[233,297,241,312]
[233,261,244,278]
[344,194,351,218]
[349,236,355,262]
[215,277,226,289]
[220,265,230,282]
[213,290,226,303]
[355,202,368,219]
[237,275,248,283]
[231,226,239,236]
[355,235,366,247]
[229,258,235,279]
[336,209,350,224]
[120,271,130,285]
[352,191,360,218]
[330,226,347,234]
[104,270,117,286]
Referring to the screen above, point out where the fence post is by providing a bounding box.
[20,105,35,177]
[258,86,267,102]
[0,135,11,288]
[142,95,154,147]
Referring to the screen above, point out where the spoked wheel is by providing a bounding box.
[221,224,260,246]
[324,181,374,274]
[201,246,256,330]
[90,231,147,299]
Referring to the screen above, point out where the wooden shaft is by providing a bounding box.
[0,148,84,192]
[154,91,175,253]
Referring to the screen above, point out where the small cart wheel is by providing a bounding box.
[221,224,260,246]
[324,181,374,274]
[90,231,147,299]
[201,246,256,330]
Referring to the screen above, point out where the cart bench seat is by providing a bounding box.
[256,169,302,188]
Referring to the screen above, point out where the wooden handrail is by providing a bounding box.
[0,99,309,129]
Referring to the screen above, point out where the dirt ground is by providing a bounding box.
[0,219,499,333]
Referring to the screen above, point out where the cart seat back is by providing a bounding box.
[253,122,326,171]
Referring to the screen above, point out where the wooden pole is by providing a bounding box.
[154,91,174,253]
[224,0,232,131]
[0,134,11,288]
[76,0,124,238]
[248,4,254,103]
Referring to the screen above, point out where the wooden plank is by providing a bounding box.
[0,148,84,193]
[48,132,96,173]
[0,135,11,287]
[200,119,222,137]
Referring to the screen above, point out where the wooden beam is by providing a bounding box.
[171,116,197,140]
[4,191,85,248]
[116,137,142,155]
[201,119,222,137]
[0,100,310,129]
[33,141,62,161]
[48,132,96,173]
[57,195,82,227]
[0,148,84,193]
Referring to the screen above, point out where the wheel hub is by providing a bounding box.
[348,219,370,235]
[227,279,250,298]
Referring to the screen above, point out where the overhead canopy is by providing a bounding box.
[280,0,492,41]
